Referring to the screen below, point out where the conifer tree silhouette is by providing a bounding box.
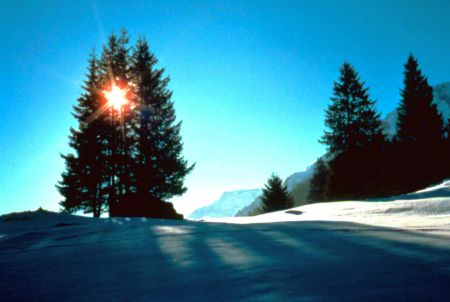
[261,174,293,213]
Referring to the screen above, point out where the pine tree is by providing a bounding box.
[57,52,104,217]
[131,37,194,201]
[58,154,83,213]
[98,30,134,215]
[260,174,293,213]
[394,54,446,190]
[58,31,190,219]
[320,63,385,200]
[396,54,444,143]
[307,158,328,203]
[321,63,383,154]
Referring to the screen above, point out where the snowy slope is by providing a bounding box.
[382,82,450,138]
[188,189,261,219]
[208,180,450,234]
[2,187,450,301]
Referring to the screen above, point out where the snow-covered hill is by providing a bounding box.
[188,189,261,219]
[382,82,450,138]
[1,182,450,301]
[207,180,450,233]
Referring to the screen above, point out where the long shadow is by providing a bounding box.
[199,220,450,301]
[1,217,450,301]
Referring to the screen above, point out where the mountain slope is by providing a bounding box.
[189,189,261,219]
[283,165,315,191]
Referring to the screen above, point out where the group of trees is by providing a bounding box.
[308,54,450,202]
[256,54,450,214]
[57,30,193,218]
[59,34,448,218]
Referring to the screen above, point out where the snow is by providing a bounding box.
[207,180,450,234]
[1,182,450,301]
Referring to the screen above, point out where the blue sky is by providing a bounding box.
[0,0,449,215]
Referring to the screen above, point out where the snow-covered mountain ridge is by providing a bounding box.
[188,189,261,219]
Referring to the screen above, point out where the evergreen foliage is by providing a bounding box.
[391,54,446,192]
[396,55,444,143]
[320,63,386,200]
[57,53,104,217]
[260,174,293,213]
[307,158,328,203]
[57,31,191,218]
[321,63,384,155]
[131,38,194,200]
[98,30,134,214]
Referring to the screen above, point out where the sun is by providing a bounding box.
[104,84,129,110]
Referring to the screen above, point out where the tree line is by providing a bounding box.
[59,33,449,217]
[307,54,450,203]
[57,30,193,218]
[259,54,449,213]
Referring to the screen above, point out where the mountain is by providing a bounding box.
[235,196,262,217]
[382,82,450,138]
[188,189,262,219]
[284,165,315,191]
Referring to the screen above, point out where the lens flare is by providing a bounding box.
[104,84,128,110]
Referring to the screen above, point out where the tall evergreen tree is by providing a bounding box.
[98,30,134,214]
[321,63,384,154]
[57,52,104,217]
[260,174,293,213]
[307,158,328,203]
[393,54,446,190]
[131,37,194,201]
[58,31,191,218]
[320,63,385,200]
[396,54,444,143]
